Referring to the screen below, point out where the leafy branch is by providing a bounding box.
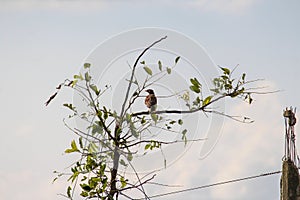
[46,36,272,200]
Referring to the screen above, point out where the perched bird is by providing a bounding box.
[145,89,157,112]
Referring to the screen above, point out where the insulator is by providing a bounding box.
[289,116,297,126]
[283,109,293,117]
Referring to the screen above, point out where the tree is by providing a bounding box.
[47,36,261,199]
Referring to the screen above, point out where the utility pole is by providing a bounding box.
[281,107,300,200]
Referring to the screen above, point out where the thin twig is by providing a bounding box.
[120,36,168,118]
[124,138,207,148]
[127,160,150,200]
[85,80,114,140]
[120,174,156,193]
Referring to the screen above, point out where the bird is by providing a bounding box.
[145,89,157,112]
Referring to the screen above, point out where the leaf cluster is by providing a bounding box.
[46,38,265,200]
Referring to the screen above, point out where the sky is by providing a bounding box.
[0,0,300,199]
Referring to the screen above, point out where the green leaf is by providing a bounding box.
[130,123,139,138]
[145,144,151,150]
[80,183,92,192]
[210,88,219,94]
[127,152,133,161]
[89,177,99,188]
[86,155,97,171]
[64,148,75,153]
[132,91,138,96]
[120,176,127,188]
[143,66,153,76]
[182,129,188,146]
[169,120,176,125]
[141,116,146,124]
[81,176,87,182]
[84,63,91,69]
[52,177,58,183]
[74,74,83,80]
[247,93,253,104]
[242,73,246,81]
[193,96,201,106]
[145,141,160,151]
[166,67,171,74]
[65,140,80,153]
[158,60,162,71]
[178,119,183,125]
[203,96,212,106]
[63,103,76,111]
[189,85,200,93]
[79,137,83,149]
[182,91,190,101]
[71,140,78,150]
[120,159,127,167]
[220,67,230,75]
[71,79,78,87]
[190,78,201,87]
[67,186,72,198]
[175,56,180,64]
[224,83,233,90]
[140,61,145,64]
[131,129,139,138]
[88,142,98,153]
[126,113,132,123]
[99,163,106,175]
[116,126,122,136]
[91,123,103,135]
[103,106,109,119]
[221,75,228,80]
[151,113,158,123]
[89,84,100,95]
[68,171,79,183]
[80,191,88,197]
[230,88,244,98]
[85,72,91,81]
[249,97,253,104]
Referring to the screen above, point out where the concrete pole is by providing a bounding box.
[281,159,300,200]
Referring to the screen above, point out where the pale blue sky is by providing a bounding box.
[0,0,300,199]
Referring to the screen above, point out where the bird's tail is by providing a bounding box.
[150,105,157,112]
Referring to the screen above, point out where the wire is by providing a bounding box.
[134,170,282,199]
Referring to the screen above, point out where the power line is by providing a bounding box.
[135,170,282,199]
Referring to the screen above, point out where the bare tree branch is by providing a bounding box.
[131,94,226,117]
[120,36,168,118]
